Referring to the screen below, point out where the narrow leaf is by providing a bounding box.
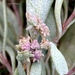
[50,42,68,75]
[55,0,63,38]
[14,68,18,75]
[45,8,57,40]
[41,60,46,75]
[6,46,16,74]
[63,0,68,23]
[30,62,41,75]
[0,2,19,36]
[17,61,26,75]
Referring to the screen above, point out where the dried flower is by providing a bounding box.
[33,50,44,62]
[40,38,50,49]
[31,40,40,49]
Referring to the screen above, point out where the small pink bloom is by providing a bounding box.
[19,36,31,50]
[26,12,38,26]
[20,42,30,50]
[40,23,50,37]
[33,50,43,62]
[26,12,50,37]
[35,23,50,37]
[31,40,40,49]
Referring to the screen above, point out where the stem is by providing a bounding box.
[67,67,75,75]
[0,53,12,75]
[44,49,51,63]
[27,62,30,75]
[3,0,8,58]
[45,62,50,75]
[62,8,75,31]
[61,19,75,37]
[10,0,23,35]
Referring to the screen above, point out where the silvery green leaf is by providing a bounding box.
[26,0,54,22]
[6,46,16,74]
[30,62,41,75]
[26,25,33,30]
[63,0,68,23]
[55,0,63,38]
[14,68,18,75]
[16,51,34,61]
[41,60,46,75]
[0,25,17,51]
[45,8,57,40]
[0,2,19,37]
[16,53,26,61]
[17,61,26,75]
[0,39,2,52]
[50,42,68,75]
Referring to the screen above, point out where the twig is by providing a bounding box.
[61,19,75,37]
[10,0,23,35]
[62,8,75,31]
[67,67,75,75]
[44,49,51,63]
[2,0,8,58]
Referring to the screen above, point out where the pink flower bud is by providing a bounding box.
[19,36,31,50]
[31,40,40,49]
[33,50,44,62]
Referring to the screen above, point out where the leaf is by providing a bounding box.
[17,61,26,75]
[16,50,34,61]
[45,8,57,40]
[0,39,2,52]
[0,25,16,51]
[50,42,68,75]
[41,60,46,75]
[6,46,16,74]
[0,2,19,38]
[30,62,41,75]
[26,0,54,22]
[14,68,18,75]
[55,0,63,38]
[63,0,68,23]
[59,22,75,69]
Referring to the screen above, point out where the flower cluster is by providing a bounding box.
[16,13,51,63]
[26,12,50,37]
[40,38,50,49]
[16,36,43,62]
